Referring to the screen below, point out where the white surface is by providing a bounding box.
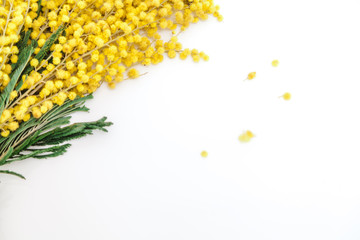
[2,1,360,239]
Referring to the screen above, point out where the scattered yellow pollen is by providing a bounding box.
[282,92,291,101]
[238,130,255,143]
[201,151,208,158]
[245,130,254,138]
[272,60,279,67]
[247,72,256,80]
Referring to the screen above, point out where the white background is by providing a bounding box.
[2,0,360,239]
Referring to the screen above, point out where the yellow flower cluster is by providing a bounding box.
[0,1,33,88]
[0,0,222,137]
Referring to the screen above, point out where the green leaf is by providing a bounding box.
[10,40,37,79]
[22,25,65,77]
[33,118,112,146]
[12,131,40,156]
[10,144,71,161]
[0,147,14,165]
[0,43,35,114]
[15,74,28,92]
[0,170,26,179]
[36,0,42,17]
[35,25,64,61]
[15,30,32,56]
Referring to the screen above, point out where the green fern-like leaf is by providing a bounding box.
[0,95,113,179]
[0,170,25,180]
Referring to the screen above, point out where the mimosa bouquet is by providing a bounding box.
[0,0,221,179]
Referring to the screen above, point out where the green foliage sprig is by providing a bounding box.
[0,95,112,179]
